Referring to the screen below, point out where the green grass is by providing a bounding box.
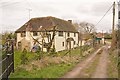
[14,47,83,67]
[106,39,112,42]
[57,45,91,57]
[10,63,75,78]
[78,54,100,78]
[107,50,118,78]
[84,55,100,77]
[10,45,93,78]
[10,49,80,78]
[14,51,37,68]
[13,47,82,68]
[10,68,30,78]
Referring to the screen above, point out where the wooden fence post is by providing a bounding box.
[12,41,14,73]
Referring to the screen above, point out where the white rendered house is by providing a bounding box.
[15,16,79,52]
[118,1,120,25]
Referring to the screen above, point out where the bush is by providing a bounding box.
[20,48,28,64]
[35,46,46,60]
[49,45,57,57]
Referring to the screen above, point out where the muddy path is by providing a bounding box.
[62,46,104,78]
[92,46,109,78]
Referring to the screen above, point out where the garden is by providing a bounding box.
[9,45,95,78]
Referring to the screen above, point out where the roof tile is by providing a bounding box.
[15,16,77,32]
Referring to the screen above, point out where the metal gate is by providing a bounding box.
[0,39,14,80]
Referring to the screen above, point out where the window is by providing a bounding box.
[67,32,70,37]
[33,32,38,36]
[62,42,64,46]
[48,34,51,42]
[43,32,47,37]
[118,11,120,19]
[58,31,63,36]
[21,32,26,37]
[74,41,76,45]
[18,42,22,50]
[74,33,76,37]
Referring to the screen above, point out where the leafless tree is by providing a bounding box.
[79,22,96,34]
[29,26,56,53]
[25,21,56,53]
[73,22,96,39]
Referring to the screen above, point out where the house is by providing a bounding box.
[15,16,79,52]
[96,32,104,44]
[118,1,120,24]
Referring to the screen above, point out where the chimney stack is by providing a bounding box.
[68,20,72,24]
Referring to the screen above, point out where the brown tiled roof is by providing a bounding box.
[96,33,103,38]
[15,16,78,33]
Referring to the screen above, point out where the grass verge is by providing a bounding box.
[9,45,95,78]
[14,51,37,69]
[10,63,75,78]
[107,49,118,78]
[78,54,100,78]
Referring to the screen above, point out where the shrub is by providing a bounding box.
[20,48,28,64]
[49,45,57,57]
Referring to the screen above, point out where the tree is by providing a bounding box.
[2,32,16,45]
[26,21,57,54]
[74,22,96,49]
[79,22,96,34]
[74,22,96,40]
[29,26,56,53]
[26,26,57,59]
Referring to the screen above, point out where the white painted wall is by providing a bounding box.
[118,1,120,25]
[79,40,86,46]
[55,32,66,52]
[55,32,79,52]
[17,33,23,43]
[16,31,79,52]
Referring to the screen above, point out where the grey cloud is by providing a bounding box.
[25,2,59,14]
[61,15,78,20]
[91,2,112,16]
[0,0,115,33]
[38,7,59,14]
[76,1,112,17]
[76,5,92,14]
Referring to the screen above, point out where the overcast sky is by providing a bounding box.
[0,0,119,33]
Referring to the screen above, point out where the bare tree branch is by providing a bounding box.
[79,22,95,34]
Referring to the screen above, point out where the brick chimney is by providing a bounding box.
[68,20,72,24]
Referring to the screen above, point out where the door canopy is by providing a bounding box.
[66,37,74,42]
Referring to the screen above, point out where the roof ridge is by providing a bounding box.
[30,16,55,19]
[15,16,78,33]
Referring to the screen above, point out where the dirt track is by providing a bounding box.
[63,46,108,78]
[92,46,109,78]
[62,46,105,78]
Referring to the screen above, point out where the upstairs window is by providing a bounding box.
[33,32,38,36]
[21,32,26,37]
[48,34,51,42]
[74,33,76,37]
[58,31,63,36]
[67,32,70,37]
[118,11,120,19]
[42,32,47,37]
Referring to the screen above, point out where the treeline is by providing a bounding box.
[1,32,16,45]
[117,26,120,77]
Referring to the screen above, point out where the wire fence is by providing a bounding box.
[0,39,14,80]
